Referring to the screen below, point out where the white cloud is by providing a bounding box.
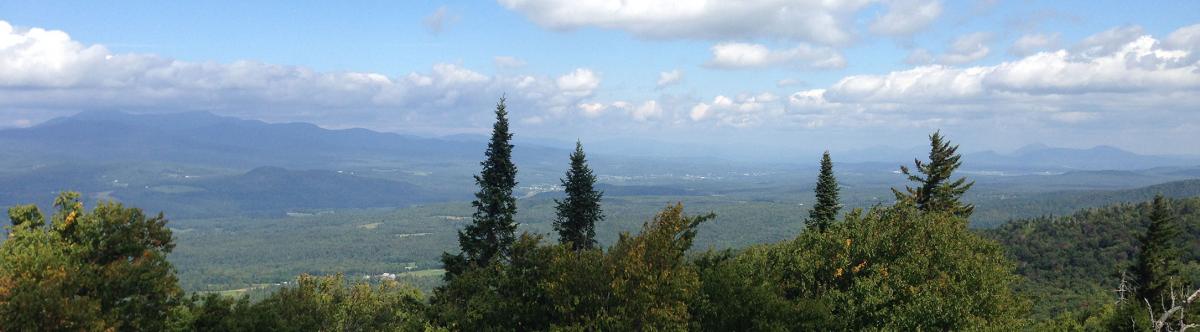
[1165,23,1200,51]
[869,0,943,37]
[818,28,1199,104]
[630,100,662,121]
[577,102,606,117]
[938,32,992,64]
[706,42,845,69]
[656,69,683,88]
[1073,25,1144,58]
[1009,33,1060,56]
[556,68,600,97]
[498,0,875,46]
[689,103,711,121]
[423,6,458,35]
[672,23,1200,131]
[688,93,783,127]
[493,56,527,68]
[0,21,605,131]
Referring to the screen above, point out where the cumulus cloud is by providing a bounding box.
[0,21,603,131]
[630,100,662,121]
[1009,33,1060,56]
[498,0,877,46]
[688,93,784,127]
[577,102,606,117]
[869,0,943,37]
[656,69,683,88]
[938,32,992,64]
[1165,23,1200,51]
[675,23,1200,131]
[793,24,1200,128]
[706,42,845,69]
[555,68,601,97]
[1073,25,1143,58]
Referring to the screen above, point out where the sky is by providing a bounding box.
[0,0,1198,158]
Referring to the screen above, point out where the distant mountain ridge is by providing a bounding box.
[0,110,565,169]
[966,143,1199,171]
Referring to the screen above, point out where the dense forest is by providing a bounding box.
[2,99,1198,331]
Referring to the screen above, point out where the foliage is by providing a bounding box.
[169,274,437,331]
[445,97,520,277]
[554,140,604,250]
[0,192,181,331]
[690,249,832,331]
[893,131,975,218]
[1133,195,1183,309]
[431,203,711,330]
[984,197,1200,319]
[741,205,1028,330]
[806,151,840,232]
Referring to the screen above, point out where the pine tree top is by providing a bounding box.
[555,140,604,250]
[807,151,840,232]
[893,131,975,219]
[449,97,521,274]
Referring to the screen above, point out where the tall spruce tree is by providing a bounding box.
[553,141,604,250]
[1132,194,1181,308]
[443,97,519,276]
[806,151,840,232]
[892,131,975,218]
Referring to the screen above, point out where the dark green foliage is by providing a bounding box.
[431,203,712,330]
[429,234,559,330]
[554,141,604,250]
[0,192,181,331]
[741,205,1028,330]
[1132,194,1182,309]
[445,97,520,277]
[806,151,840,232]
[983,197,1200,319]
[690,250,832,331]
[893,131,975,218]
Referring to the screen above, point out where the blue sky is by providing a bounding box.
[1,1,1198,158]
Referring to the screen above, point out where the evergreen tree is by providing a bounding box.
[554,140,604,250]
[892,131,975,218]
[806,151,840,232]
[1131,194,1181,308]
[443,97,519,276]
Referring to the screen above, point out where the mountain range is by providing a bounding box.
[1,111,1197,219]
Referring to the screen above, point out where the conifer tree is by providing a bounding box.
[554,141,604,250]
[1132,194,1181,308]
[892,131,975,218]
[806,151,840,232]
[443,97,519,276]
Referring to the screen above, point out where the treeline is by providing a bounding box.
[1,98,1196,330]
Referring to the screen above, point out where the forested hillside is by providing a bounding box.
[985,197,1200,319]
